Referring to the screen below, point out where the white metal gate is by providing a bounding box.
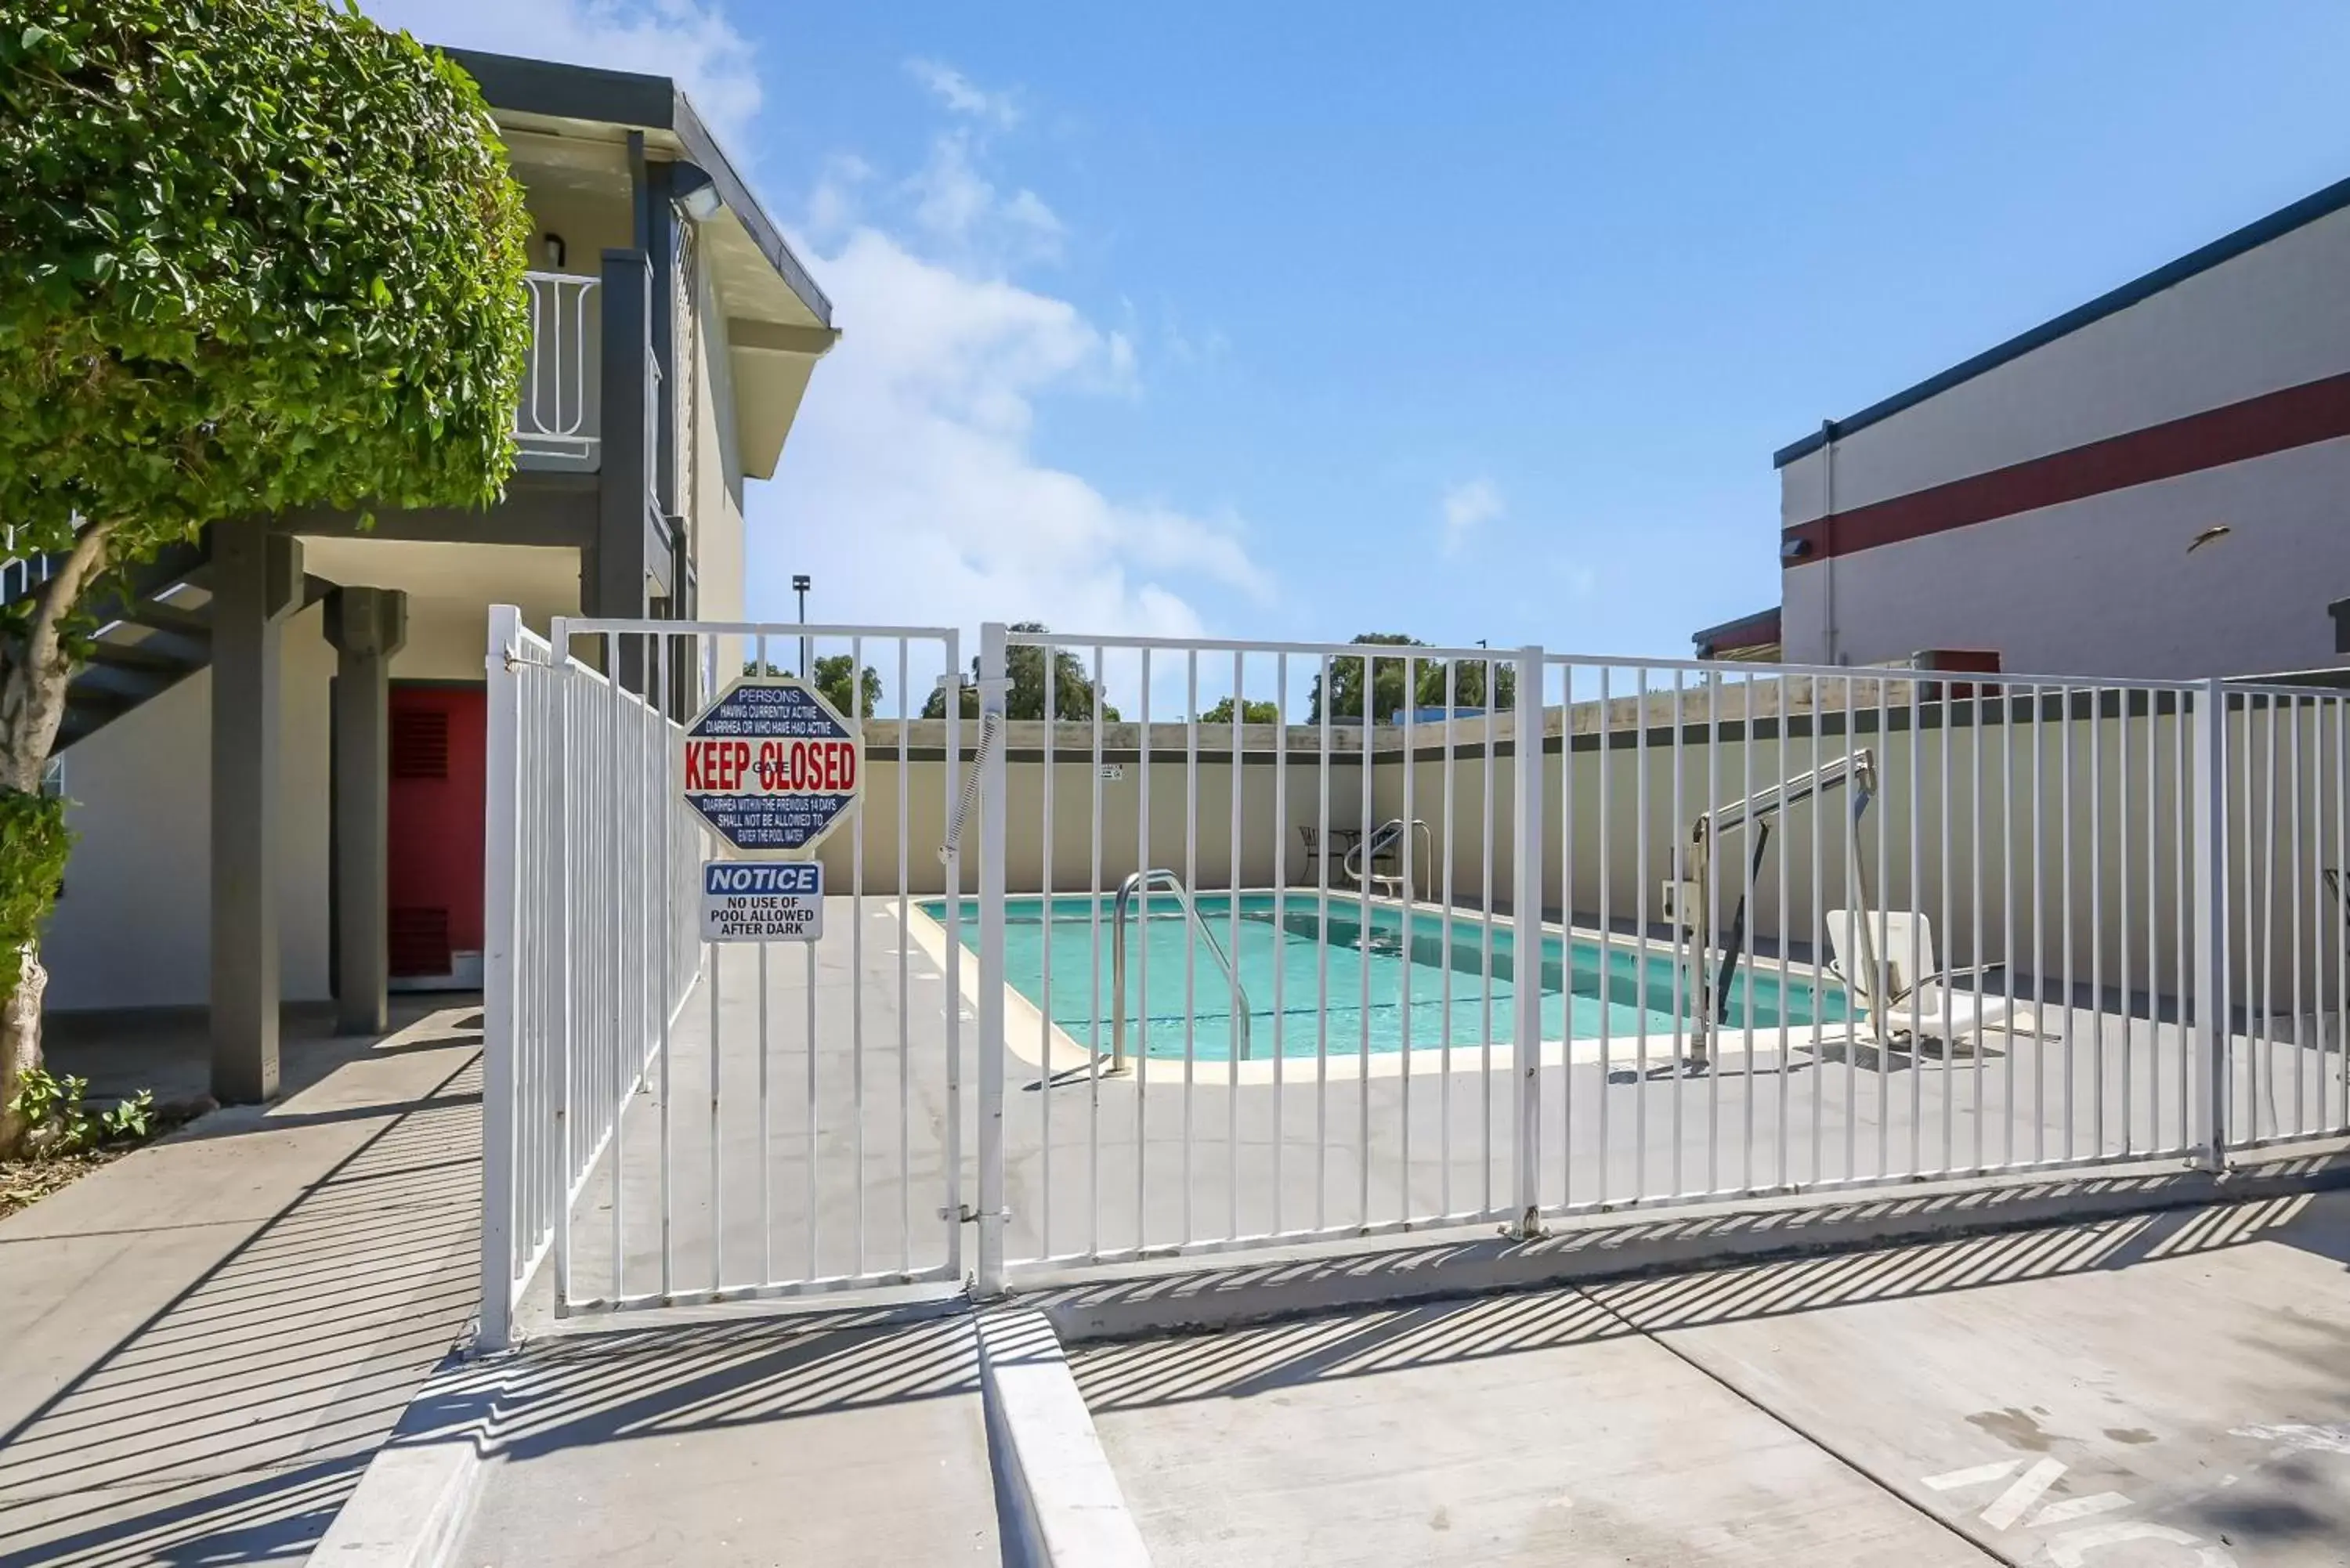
[481,610,967,1346]
[486,612,2350,1338]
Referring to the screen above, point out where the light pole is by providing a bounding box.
[792,573,812,677]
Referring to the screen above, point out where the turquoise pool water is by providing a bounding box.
[918,893,1848,1063]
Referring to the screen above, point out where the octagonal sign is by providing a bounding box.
[680,675,864,855]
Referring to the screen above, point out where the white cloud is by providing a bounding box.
[1440,479,1505,555]
[757,227,1268,674]
[904,58,1022,128]
[367,0,1260,677]
[361,0,762,145]
[905,132,1066,265]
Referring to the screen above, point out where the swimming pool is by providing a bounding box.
[916,893,1848,1062]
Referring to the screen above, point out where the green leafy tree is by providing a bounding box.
[741,656,881,717]
[1198,696,1279,724]
[0,1,530,1147]
[922,623,1122,721]
[1308,634,1426,724]
[1306,634,1518,723]
[811,653,882,719]
[1417,655,1517,714]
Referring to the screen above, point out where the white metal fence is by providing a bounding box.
[483,614,2350,1335]
[481,612,967,1346]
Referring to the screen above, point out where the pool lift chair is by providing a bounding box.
[1668,748,1889,1071]
[1341,817,1437,905]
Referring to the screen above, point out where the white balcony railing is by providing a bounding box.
[516,271,600,468]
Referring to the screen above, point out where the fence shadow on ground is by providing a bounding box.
[389,1308,982,1474]
[0,1021,484,1568]
[1063,1176,2350,1414]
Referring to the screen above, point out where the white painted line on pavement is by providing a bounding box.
[2027,1491,2131,1526]
[1923,1459,2019,1490]
[1979,1456,2066,1530]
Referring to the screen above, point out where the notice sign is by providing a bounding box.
[701,861,823,943]
[682,676,863,854]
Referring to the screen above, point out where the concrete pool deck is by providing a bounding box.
[1071,1186,2350,1566]
[905,888,1859,1086]
[537,897,2346,1313]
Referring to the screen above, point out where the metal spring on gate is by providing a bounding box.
[938,710,1003,863]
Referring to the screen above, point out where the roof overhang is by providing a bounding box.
[1775,172,2350,469]
[1691,605,1782,659]
[438,47,838,479]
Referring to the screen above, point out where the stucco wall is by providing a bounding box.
[1781,435,2350,677]
[45,565,577,1013]
[1778,201,2350,677]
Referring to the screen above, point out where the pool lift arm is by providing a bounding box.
[1672,747,1886,1068]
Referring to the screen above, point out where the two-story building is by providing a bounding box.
[13,49,835,1102]
[1699,172,2350,682]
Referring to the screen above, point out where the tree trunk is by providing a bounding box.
[0,945,45,1157]
[0,518,116,1158]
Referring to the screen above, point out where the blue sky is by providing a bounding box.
[381,0,2350,663]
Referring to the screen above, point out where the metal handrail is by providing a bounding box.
[515,271,600,459]
[1341,818,1436,896]
[1109,869,1253,1071]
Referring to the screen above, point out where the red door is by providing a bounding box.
[386,685,486,986]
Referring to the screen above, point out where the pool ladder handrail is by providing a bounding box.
[1342,818,1437,898]
[1109,869,1253,1072]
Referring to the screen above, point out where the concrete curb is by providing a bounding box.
[1028,1140,2350,1345]
[978,1309,1154,1567]
[308,1352,502,1568]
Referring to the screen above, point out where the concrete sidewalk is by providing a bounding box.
[0,1003,486,1566]
[1076,1188,2350,1566]
[445,1309,1000,1566]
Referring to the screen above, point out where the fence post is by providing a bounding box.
[975,622,1010,1296]
[479,605,524,1351]
[1513,646,1546,1235]
[2190,676,2229,1171]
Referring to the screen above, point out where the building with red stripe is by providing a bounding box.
[1748,174,2350,681]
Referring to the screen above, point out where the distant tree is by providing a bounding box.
[1307,634,1426,724]
[1198,696,1279,724]
[1418,656,1517,714]
[812,654,882,718]
[921,623,1121,721]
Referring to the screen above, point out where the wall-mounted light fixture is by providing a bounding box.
[674,166,724,224]
[1780,536,1813,563]
[542,232,566,269]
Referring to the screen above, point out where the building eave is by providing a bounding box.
[437,45,832,329]
[1774,172,2350,469]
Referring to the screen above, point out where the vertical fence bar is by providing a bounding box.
[1039,640,1055,1259]
[479,606,524,1351]
[2192,678,2229,1169]
[1182,653,1198,1244]
[975,623,1010,1295]
[1228,650,1244,1241]
[1513,645,1545,1234]
[894,638,909,1275]
[548,626,573,1304]
[1556,663,1573,1209]
[1089,646,1106,1258]
[1315,655,1332,1234]
[942,630,964,1278]
[1272,652,1289,1236]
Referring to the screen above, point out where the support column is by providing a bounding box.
[595,245,652,695]
[325,587,407,1038]
[210,522,303,1104]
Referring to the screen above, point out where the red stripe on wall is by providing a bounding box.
[1784,369,2350,565]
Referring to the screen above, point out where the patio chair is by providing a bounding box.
[1824,909,2037,1046]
